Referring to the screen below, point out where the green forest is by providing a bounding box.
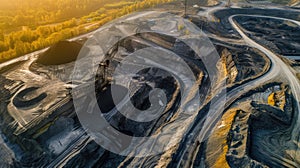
[0,0,173,63]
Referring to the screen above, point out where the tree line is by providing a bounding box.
[0,0,121,32]
[0,0,174,63]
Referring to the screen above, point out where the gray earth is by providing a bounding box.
[0,1,300,167]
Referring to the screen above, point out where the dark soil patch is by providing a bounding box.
[96,84,128,113]
[37,41,83,65]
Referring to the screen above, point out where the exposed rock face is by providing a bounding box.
[289,0,300,6]
[219,48,238,84]
[205,108,237,168]
[234,16,300,55]
[214,43,270,87]
[204,83,295,167]
[0,4,299,168]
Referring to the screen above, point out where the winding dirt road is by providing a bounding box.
[172,12,300,168]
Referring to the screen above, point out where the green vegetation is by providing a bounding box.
[0,0,174,63]
[0,0,118,33]
[104,1,135,9]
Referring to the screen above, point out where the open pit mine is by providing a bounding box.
[0,1,300,167]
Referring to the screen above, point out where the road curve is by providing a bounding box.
[230,14,300,161]
[172,13,300,167]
